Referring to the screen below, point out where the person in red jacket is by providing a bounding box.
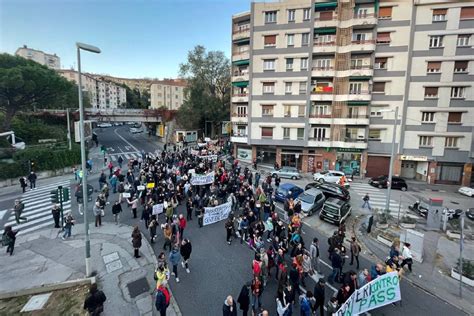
[178,214,187,239]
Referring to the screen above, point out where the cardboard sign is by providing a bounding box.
[146,183,155,189]
[152,203,164,215]
[122,192,131,198]
[137,185,145,191]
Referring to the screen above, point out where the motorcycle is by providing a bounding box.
[408,201,428,218]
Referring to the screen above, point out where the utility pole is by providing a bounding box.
[66,108,72,150]
[397,194,402,226]
[459,214,464,298]
[386,106,399,211]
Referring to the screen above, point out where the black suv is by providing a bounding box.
[369,175,408,191]
[305,182,350,201]
[319,197,352,225]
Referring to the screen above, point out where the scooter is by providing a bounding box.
[408,201,428,218]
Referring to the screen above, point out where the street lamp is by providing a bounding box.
[380,106,399,212]
[76,42,101,277]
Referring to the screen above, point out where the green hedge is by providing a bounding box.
[0,145,81,180]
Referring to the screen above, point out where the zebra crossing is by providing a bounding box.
[107,151,142,162]
[349,182,419,219]
[0,180,72,236]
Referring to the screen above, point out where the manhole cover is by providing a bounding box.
[127,277,150,298]
[21,293,52,312]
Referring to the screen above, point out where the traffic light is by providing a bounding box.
[62,187,70,202]
[51,189,60,204]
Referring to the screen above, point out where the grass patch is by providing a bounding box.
[0,284,89,316]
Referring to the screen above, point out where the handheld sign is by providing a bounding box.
[137,185,145,191]
[146,183,155,189]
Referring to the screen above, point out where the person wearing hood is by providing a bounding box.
[222,295,237,316]
[237,283,250,316]
[169,245,182,283]
[180,239,192,273]
[83,283,106,315]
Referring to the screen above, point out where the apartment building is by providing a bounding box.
[15,45,61,69]
[92,75,154,94]
[59,70,127,109]
[150,80,187,110]
[231,0,474,185]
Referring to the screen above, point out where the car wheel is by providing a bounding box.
[319,178,325,183]
[291,176,297,180]
[378,184,383,189]
[401,186,407,192]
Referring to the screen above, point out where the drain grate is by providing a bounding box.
[127,277,150,298]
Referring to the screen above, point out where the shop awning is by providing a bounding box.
[350,76,372,81]
[315,2,337,11]
[347,101,370,106]
[234,38,250,45]
[315,27,337,34]
[233,59,249,66]
[232,81,249,87]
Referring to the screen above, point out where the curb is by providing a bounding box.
[0,276,96,300]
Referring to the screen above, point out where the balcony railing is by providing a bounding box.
[311,87,334,94]
[315,15,337,21]
[233,71,249,77]
[349,90,370,95]
[313,41,336,46]
[309,114,332,118]
[312,66,334,70]
[353,13,377,19]
[231,133,248,137]
[308,137,331,141]
[232,113,248,117]
[345,137,367,142]
[232,50,249,56]
[351,39,375,45]
[350,64,373,70]
[232,93,248,97]
[233,26,250,34]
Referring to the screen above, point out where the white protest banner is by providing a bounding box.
[198,143,207,147]
[203,202,232,226]
[336,272,401,316]
[191,149,200,156]
[137,185,145,191]
[188,169,196,175]
[199,155,218,162]
[190,171,215,186]
[152,204,164,215]
[122,192,131,198]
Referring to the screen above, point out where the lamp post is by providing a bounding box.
[76,42,101,277]
[382,106,399,212]
[66,108,72,151]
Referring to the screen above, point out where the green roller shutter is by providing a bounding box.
[350,76,372,81]
[315,2,337,11]
[347,101,370,106]
[232,81,249,87]
[315,27,337,34]
[234,38,250,45]
[233,59,249,66]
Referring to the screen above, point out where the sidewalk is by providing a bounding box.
[0,223,181,316]
[355,217,474,315]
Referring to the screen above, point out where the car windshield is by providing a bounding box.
[319,171,328,175]
[277,187,288,195]
[298,193,315,204]
[419,201,429,209]
[323,203,340,215]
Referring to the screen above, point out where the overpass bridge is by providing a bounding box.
[32,108,164,123]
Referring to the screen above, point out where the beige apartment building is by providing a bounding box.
[59,70,127,109]
[92,75,154,94]
[231,0,474,185]
[150,80,187,110]
[15,45,61,69]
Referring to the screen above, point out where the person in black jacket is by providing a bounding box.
[328,248,342,284]
[313,278,326,316]
[2,226,18,256]
[180,239,192,273]
[111,201,122,225]
[83,283,106,315]
[237,283,250,316]
[223,295,237,316]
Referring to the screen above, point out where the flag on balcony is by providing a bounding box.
[323,86,333,92]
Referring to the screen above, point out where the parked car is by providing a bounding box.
[458,186,474,197]
[466,208,474,221]
[295,188,325,216]
[319,197,352,225]
[305,182,350,201]
[97,122,112,128]
[272,167,301,180]
[130,127,143,134]
[274,183,304,203]
[369,175,408,191]
[313,170,343,183]
[113,122,124,126]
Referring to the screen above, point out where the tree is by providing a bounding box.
[0,54,77,132]
[177,45,230,132]
[122,85,150,109]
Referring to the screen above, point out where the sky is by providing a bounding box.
[0,0,254,79]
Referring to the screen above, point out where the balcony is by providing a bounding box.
[314,15,338,28]
[309,114,332,124]
[231,93,248,103]
[311,66,335,77]
[308,137,331,148]
[232,27,250,41]
[232,50,250,62]
[351,13,377,27]
[313,41,337,54]
[335,91,371,102]
[232,72,249,82]
[231,112,248,123]
[230,134,248,143]
[332,114,370,126]
[310,88,334,102]
[331,139,368,149]
[349,64,373,77]
[347,39,376,52]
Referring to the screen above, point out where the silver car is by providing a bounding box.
[295,188,325,216]
[272,167,301,180]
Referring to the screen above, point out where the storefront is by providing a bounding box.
[256,146,276,166]
[281,149,303,170]
[335,148,363,176]
[400,155,429,180]
[436,162,464,185]
[236,146,252,162]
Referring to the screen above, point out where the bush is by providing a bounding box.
[0,161,29,180]
[456,259,474,279]
[401,215,416,224]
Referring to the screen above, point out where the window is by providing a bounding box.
[287,34,295,47]
[445,137,458,148]
[369,129,381,140]
[454,61,468,73]
[263,82,275,94]
[261,105,274,117]
[300,58,308,70]
[448,112,462,123]
[299,81,307,94]
[424,87,439,98]
[457,35,471,47]
[378,6,392,19]
[264,35,277,47]
[374,57,387,69]
[297,128,305,140]
[429,36,443,48]
[432,9,447,22]
[286,58,294,71]
[427,61,441,73]
[356,8,368,18]
[236,106,247,117]
[352,32,367,42]
[263,59,276,71]
[370,107,382,117]
[451,87,465,98]
[349,82,362,94]
[303,8,311,20]
[419,136,433,147]
[376,32,391,44]
[283,128,290,139]
[283,105,291,117]
[351,59,363,69]
[261,127,273,138]
[236,125,247,136]
[372,82,385,93]
[460,7,474,20]
[265,11,277,24]
[298,105,305,117]
[313,127,327,140]
[288,9,295,22]
[314,34,335,45]
[285,82,292,94]
[315,59,332,69]
[302,33,310,46]
[421,112,435,123]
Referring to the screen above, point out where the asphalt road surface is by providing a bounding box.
[1,127,467,316]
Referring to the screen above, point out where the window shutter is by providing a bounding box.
[375,57,388,63]
[433,9,447,15]
[460,7,474,19]
[319,11,333,21]
[454,61,468,71]
[261,127,273,137]
[448,112,462,123]
[424,87,438,96]
[264,35,276,45]
[427,61,441,70]
[373,82,385,92]
[378,7,392,18]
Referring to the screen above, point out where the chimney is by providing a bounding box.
[23,45,27,48]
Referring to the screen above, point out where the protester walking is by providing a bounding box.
[401,242,414,272]
[27,171,37,189]
[127,195,139,219]
[2,226,18,256]
[310,237,322,275]
[250,275,263,313]
[13,199,27,224]
[350,237,361,269]
[62,212,75,240]
[149,217,158,243]
[155,281,171,316]
[328,248,342,284]
[19,176,27,193]
[83,283,106,316]
[51,204,61,228]
[131,225,142,258]
[93,201,103,228]
[223,295,238,316]
[313,278,326,316]
[362,193,371,210]
[169,245,182,283]
[237,283,250,316]
[112,201,122,225]
[180,238,192,273]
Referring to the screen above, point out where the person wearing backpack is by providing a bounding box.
[155,282,171,316]
[2,226,18,256]
[83,283,106,316]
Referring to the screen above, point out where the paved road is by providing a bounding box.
[1,128,467,316]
